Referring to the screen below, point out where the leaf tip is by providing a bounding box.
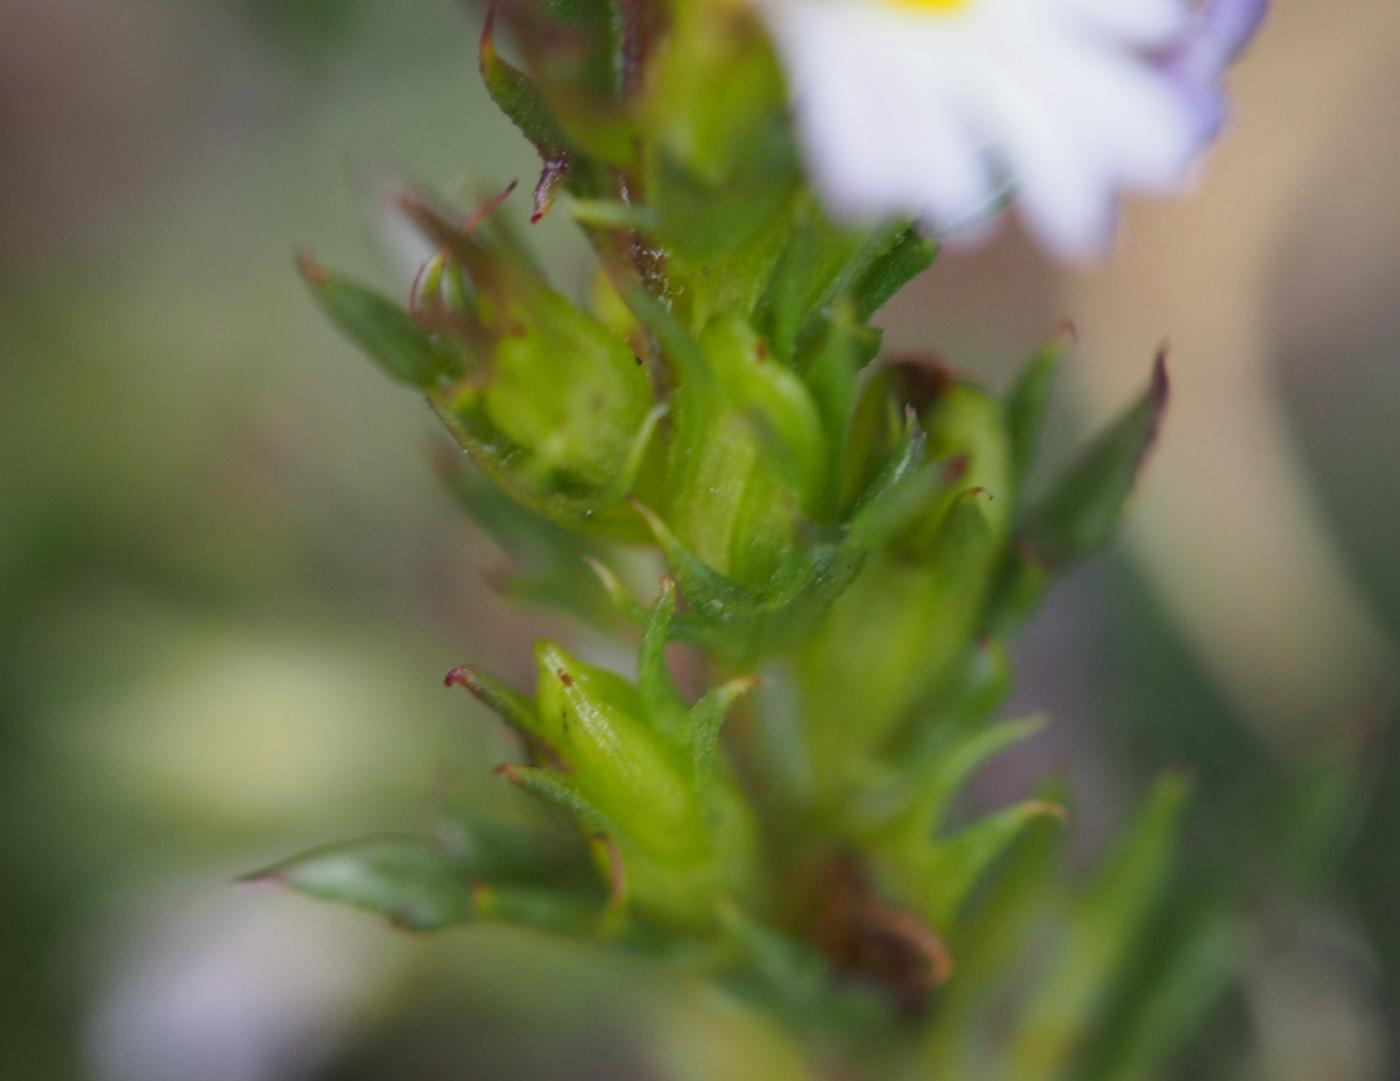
[1150,344,1171,413]
[295,249,326,287]
[444,664,478,691]
[1026,798,1069,823]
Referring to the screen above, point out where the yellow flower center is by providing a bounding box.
[884,0,969,11]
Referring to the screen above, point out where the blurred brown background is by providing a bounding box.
[3,1,1398,1078]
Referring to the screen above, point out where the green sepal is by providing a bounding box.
[432,387,665,538]
[918,799,1067,930]
[715,903,891,1033]
[631,499,865,664]
[620,304,831,591]
[663,313,827,583]
[985,350,1166,636]
[440,452,621,628]
[983,543,1053,639]
[478,6,576,221]
[910,379,1014,553]
[688,675,758,778]
[864,716,1048,843]
[1003,325,1071,489]
[243,835,596,934]
[402,195,663,534]
[1007,775,1190,1081]
[919,637,1014,737]
[643,6,797,279]
[650,120,798,266]
[299,254,452,387]
[638,578,689,738]
[1023,350,1168,569]
[839,416,935,546]
[446,664,547,742]
[861,714,1057,932]
[850,226,938,322]
[626,414,935,666]
[1072,897,1241,1081]
[479,7,570,154]
[798,310,883,520]
[918,801,1068,1077]
[795,487,1001,785]
[451,635,764,928]
[756,205,910,365]
[496,762,620,839]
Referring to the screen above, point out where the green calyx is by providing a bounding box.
[273,1,1212,1074]
[446,581,763,930]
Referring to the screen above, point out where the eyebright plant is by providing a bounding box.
[256,0,1264,1075]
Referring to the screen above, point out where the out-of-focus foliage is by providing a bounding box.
[3,2,1398,1080]
[265,1,1262,1076]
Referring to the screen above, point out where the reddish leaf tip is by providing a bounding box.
[478,1,498,61]
[591,833,628,915]
[234,869,284,887]
[1016,539,1050,570]
[295,250,326,286]
[1026,799,1069,822]
[444,665,483,696]
[1150,345,1171,412]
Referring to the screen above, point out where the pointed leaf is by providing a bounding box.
[1075,901,1240,1081]
[1024,350,1168,568]
[639,578,688,731]
[1008,774,1190,1081]
[299,255,448,387]
[246,836,470,932]
[687,675,758,776]
[799,311,882,519]
[851,226,937,321]
[479,5,574,216]
[495,763,618,837]
[912,717,1049,839]
[920,802,1067,1075]
[1004,325,1071,489]
[924,799,1067,928]
[445,665,538,737]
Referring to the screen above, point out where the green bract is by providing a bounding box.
[445,582,764,930]
[270,2,1217,1076]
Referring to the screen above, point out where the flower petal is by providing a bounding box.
[769,6,994,224]
[1048,0,1191,47]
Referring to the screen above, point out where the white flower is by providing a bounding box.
[760,0,1267,261]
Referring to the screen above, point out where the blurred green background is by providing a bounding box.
[2,1,1398,1078]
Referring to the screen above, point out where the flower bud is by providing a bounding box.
[403,195,663,537]
[662,312,826,587]
[449,585,762,929]
[607,295,931,664]
[793,340,1169,807]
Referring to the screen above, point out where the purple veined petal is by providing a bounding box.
[1157,0,1267,150]
[1169,0,1270,84]
[1176,80,1231,150]
[1053,0,1191,48]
